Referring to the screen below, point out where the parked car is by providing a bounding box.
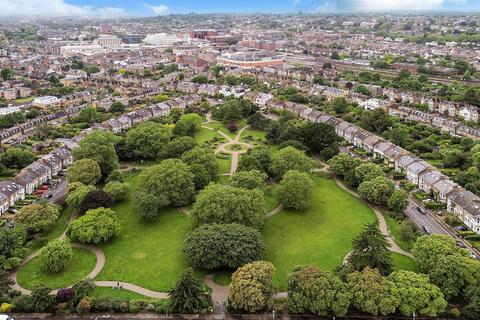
[417,206,427,215]
[456,240,466,248]
[0,315,14,320]
[422,225,431,234]
[456,225,469,232]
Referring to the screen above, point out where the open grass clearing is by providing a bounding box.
[262,176,377,291]
[17,247,97,291]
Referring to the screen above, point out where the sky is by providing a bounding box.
[0,0,479,17]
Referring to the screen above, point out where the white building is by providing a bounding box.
[144,33,182,47]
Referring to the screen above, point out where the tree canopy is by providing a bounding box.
[67,159,101,185]
[270,146,313,178]
[278,170,314,210]
[39,239,72,273]
[126,121,173,160]
[183,223,266,270]
[68,208,120,244]
[191,183,265,228]
[15,204,60,234]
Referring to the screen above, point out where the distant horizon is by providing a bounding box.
[0,0,480,18]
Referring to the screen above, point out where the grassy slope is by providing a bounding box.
[263,176,377,290]
[17,247,97,290]
[392,252,420,273]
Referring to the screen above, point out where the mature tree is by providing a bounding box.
[1,147,36,169]
[387,190,409,214]
[164,136,197,159]
[109,101,126,113]
[228,261,275,313]
[412,234,466,272]
[397,220,418,243]
[73,130,119,177]
[0,224,27,270]
[56,288,75,303]
[271,146,313,178]
[30,285,56,312]
[68,208,120,244]
[328,153,362,186]
[66,184,96,210]
[1,67,15,81]
[78,189,114,214]
[169,268,212,314]
[0,269,14,297]
[354,162,384,184]
[302,122,340,158]
[247,112,270,130]
[213,99,243,122]
[345,267,398,316]
[288,264,351,316]
[348,223,393,275]
[360,109,392,134]
[126,121,173,160]
[72,278,96,304]
[238,147,271,174]
[74,107,100,124]
[328,97,350,114]
[174,113,203,136]
[183,223,266,270]
[15,204,60,234]
[39,239,72,273]
[135,192,161,222]
[67,159,101,185]
[358,176,395,206]
[137,159,195,214]
[278,170,313,211]
[388,271,447,317]
[103,181,129,202]
[191,75,209,84]
[181,147,218,181]
[191,183,265,228]
[230,170,267,189]
[463,284,480,319]
[429,255,480,300]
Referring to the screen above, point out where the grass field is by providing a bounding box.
[17,247,97,290]
[13,96,35,104]
[94,174,194,292]
[262,176,377,290]
[216,156,232,174]
[263,183,280,213]
[196,127,225,146]
[204,120,247,139]
[242,128,267,141]
[392,252,420,273]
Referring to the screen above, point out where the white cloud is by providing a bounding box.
[0,0,126,17]
[351,0,444,11]
[145,4,169,14]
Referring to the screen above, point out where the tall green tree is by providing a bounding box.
[270,146,313,178]
[347,223,393,275]
[388,271,447,317]
[126,121,173,160]
[278,170,314,210]
[73,130,119,177]
[169,268,212,314]
[67,159,101,185]
[228,261,275,313]
[288,264,351,316]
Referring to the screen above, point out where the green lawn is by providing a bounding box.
[263,176,377,290]
[216,156,231,174]
[263,183,280,213]
[17,247,97,290]
[94,174,193,292]
[383,212,415,251]
[196,127,225,146]
[204,120,247,139]
[242,128,267,141]
[392,253,420,273]
[213,270,233,286]
[13,96,34,104]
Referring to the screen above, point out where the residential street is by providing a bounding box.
[43,178,67,204]
[405,197,480,258]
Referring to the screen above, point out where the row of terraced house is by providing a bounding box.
[0,94,202,217]
[262,98,480,234]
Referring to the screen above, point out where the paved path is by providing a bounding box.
[265,203,284,218]
[205,274,229,303]
[94,281,169,299]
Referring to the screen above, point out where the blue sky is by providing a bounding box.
[0,0,479,17]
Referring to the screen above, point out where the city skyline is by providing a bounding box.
[1,0,480,17]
